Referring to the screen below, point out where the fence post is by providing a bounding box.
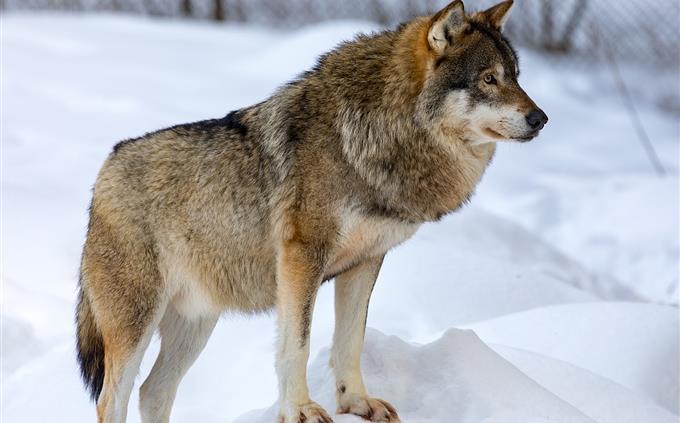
[557,0,587,52]
[541,2,554,49]
[213,0,224,21]
[181,0,192,17]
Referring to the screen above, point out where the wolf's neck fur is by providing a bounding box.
[329,21,495,221]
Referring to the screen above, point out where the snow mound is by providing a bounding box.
[466,302,680,413]
[494,346,679,423]
[237,328,675,423]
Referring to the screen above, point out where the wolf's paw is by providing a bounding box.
[278,401,333,423]
[337,393,400,422]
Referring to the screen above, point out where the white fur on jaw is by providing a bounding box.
[438,91,533,144]
[469,103,531,140]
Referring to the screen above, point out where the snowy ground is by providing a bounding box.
[1,13,678,423]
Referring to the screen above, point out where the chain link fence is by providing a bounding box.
[3,0,679,68]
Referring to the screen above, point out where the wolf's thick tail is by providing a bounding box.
[76,283,105,402]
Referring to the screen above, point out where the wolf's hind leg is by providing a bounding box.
[139,304,218,423]
[82,218,168,423]
[94,292,167,423]
[331,255,400,422]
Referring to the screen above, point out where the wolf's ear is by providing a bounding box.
[480,0,514,30]
[428,1,467,54]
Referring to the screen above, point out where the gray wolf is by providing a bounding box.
[76,1,547,422]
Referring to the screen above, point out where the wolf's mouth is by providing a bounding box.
[483,128,505,139]
[516,130,540,142]
[484,128,540,142]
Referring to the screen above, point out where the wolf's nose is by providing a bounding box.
[526,109,548,130]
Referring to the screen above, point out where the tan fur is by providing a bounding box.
[76,2,545,422]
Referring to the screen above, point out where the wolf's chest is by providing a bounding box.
[326,212,419,276]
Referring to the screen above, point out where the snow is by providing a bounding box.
[492,344,678,423]
[237,329,599,423]
[465,302,680,413]
[2,13,678,423]
[237,328,677,423]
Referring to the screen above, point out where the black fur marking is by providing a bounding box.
[169,112,246,136]
[75,287,105,402]
[112,137,138,154]
[287,123,301,145]
[444,31,454,46]
[111,110,250,154]
[448,80,470,91]
[365,202,397,219]
[362,256,384,335]
[296,246,331,348]
[380,159,395,175]
[363,202,414,223]
[299,294,314,348]
[224,110,248,136]
[285,94,307,146]
[223,110,248,136]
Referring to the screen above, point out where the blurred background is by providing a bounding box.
[2,1,679,422]
[5,0,679,69]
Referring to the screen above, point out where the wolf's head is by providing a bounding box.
[416,0,547,144]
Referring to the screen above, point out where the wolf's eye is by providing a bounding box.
[484,74,497,85]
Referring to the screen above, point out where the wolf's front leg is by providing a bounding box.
[331,256,400,422]
[276,240,333,423]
